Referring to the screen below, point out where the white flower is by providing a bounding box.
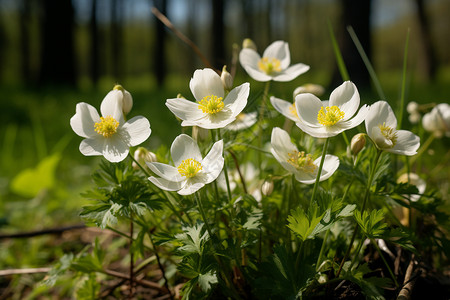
[147,134,224,195]
[270,96,301,123]
[70,91,151,163]
[422,103,450,138]
[111,84,133,116]
[293,83,325,98]
[239,40,309,82]
[166,68,250,129]
[227,112,257,131]
[270,127,339,184]
[365,101,420,156]
[397,173,426,202]
[295,81,369,138]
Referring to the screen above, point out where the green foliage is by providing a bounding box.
[75,274,100,300]
[342,263,392,300]
[175,223,210,255]
[354,209,388,239]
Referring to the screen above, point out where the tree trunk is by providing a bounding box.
[331,0,372,89]
[154,0,167,86]
[111,0,123,82]
[415,0,437,81]
[212,0,225,70]
[39,0,76,86]
[90,0,99,86]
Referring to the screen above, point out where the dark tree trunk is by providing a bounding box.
[154,0,167,86]
[111,0,123,82]
[212,0,225,70]
[20,0,32,84]
[331,0,372,89]
[39,0,76,86]
[415,0,437,81]
[90,0,99,86]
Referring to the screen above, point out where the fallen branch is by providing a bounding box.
[397,255,416,300]
[103,269,167,292]
[0,267,51,276]
[0,224,86,239]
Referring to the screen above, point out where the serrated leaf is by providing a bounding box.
[197,270,218,292]
[175,223,209,255]
[354,209,387,239]
[41,253,74,287]
[242,207,263,231]
[76,274,100,300]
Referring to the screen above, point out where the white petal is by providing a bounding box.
[371,126,394,149]
[166,98,205,122]
[239,48,261,70]
[171,134,202,166]
[70,102,100,138]
[317,155,340,182]
[272,63,310,82]
[270,96,299,122]
[227,112,257,131]
[185,111,235,129]
[263,41,290,69]
[337,105,369,129]
[329,81,360,120]
[100,90,125,124]
[295,94,323,127]
[295,122,341,138]
[388,130,420,156]
[79,138,103,156]
[224,82,250,118]
[202,140,224,183]
[365,101,398,136]
[242,65,272,82]
[270,127,299,173]
[189,68,224,102]
[149,176,184,192]
[120,116,151,147]
[178,177,205,195]
[102,137,129,162]
[147,162,184,182]
[293,171,317,184]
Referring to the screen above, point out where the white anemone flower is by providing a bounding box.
[365,101,420,156]
[147,134,224,195]
[166,68,250,129]
[295,81,369,138]
[422,103,450,138]
[270,127,339,184]
[70,92,151,163]
[227,112,257,131]
[270,96,301,123]
[239,40,310,82]
[397,173,426,202]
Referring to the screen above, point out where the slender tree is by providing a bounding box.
[415,0,437,81]
[39,0,76,85]
[111,0,124,82]
[154,0,167,85]
[212,0,225,70]
[90,0,100,86]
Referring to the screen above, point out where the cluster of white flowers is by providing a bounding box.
[71,39,426,195]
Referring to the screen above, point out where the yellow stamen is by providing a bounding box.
[198,95,224,114]
[289,103,299,118]
[258,57,282,75]
[317,106,345,126]
[378,122,398,146]
[94,116,119,138]
[177,158,202,178]
[287,151,317,173]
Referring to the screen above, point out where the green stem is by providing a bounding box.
[398,29,410,129]
[194,192,214,239]
[336,149,383,277]
[129,214,134,298]
[218,129,232,202]
[316,229,330,271]
[148,232,174,300]
[310,138,330,204]
[257,81,271,173]
[349,236,364,270]
[371,238,399,287]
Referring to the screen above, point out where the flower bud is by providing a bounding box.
[408,112,420,124]
[113,84,133,116]
[293,83,325,98]
[221,65,233,91]
[261,179,274,196]
[242,38,257,51]
[132,147,157,170]
[406,101,419,114]
[350,133,366,156]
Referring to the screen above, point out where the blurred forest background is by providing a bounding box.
[1,0,450,181]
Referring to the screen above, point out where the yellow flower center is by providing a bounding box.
[289,103,299,118]
[198,95,224,114]
[177,158,202,178]
[287,151,317,173]
[317,106,345,126]
[94,116,119,138]
[258,57,282,75]
[378,122,398,146]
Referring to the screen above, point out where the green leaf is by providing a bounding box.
[75,274,100,300]
[175,223,209,255]
[343,263,391,300]
[354,209,388,239]
[80,203,122,229]
[197,270,218,292]
[41,253,74,287]
[10,153,61,198]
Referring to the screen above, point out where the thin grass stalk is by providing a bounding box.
[310,138,330,204]
[328,21,350,81]
[398,29,411,129]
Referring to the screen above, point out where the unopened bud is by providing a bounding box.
[408,112,420,124]
[406,101,419,114]
[350,133,366,156]
[242,38,257,51]
[113,84,133,116]
[221,65,233,91]
[293,83,325,98]
[177,93,186,99]
[261,179,274,196]
[132,147,157,170]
